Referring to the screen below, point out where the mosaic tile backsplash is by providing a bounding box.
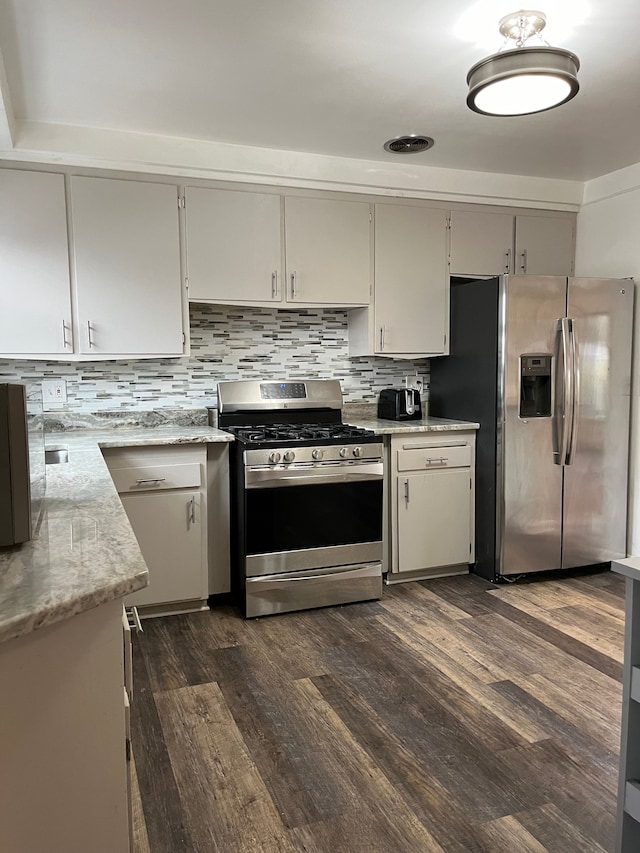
[0,305,429,413]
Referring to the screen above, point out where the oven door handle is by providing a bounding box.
[249,564,380,583]
[245,463,383,488]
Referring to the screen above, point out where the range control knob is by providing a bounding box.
[312,449,324,461]
[269,451,281,464]
[283,450,295,463]
[353,446,363,458]
[339,447,349,458]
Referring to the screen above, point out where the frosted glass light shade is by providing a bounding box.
[467,47,580,116]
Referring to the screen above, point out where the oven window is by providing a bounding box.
[245,480,382,555]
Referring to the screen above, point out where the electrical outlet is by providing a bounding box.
[42,379,67,407]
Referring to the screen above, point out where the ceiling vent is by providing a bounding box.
[383,135,435,154]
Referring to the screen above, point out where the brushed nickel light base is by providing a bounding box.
[466,9,580,116]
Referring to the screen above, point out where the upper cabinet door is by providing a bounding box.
[449,210,514,276]
[515,214,575,276]
[70,177,184,356]
[374,204,449,355]
[185,187,282,304]
[284,196,371,305]
[0,170,72,355]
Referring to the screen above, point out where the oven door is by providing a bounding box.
[243,460,383,577]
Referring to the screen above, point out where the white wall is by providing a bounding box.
[575,164,640,554]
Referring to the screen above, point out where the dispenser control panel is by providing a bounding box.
[520,354,552,418]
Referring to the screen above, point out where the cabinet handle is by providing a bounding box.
[404,479,410,506]
[271,271,278,298]
[425,457,449,465]
[379,325,385,350]
[62,320,69,349]
[135,477,166,485]
[402,442,466,450]
[520,249,527,273]
[291,271,297,298]
[188,496,196,526]
[87,320,94,348]
[125,606,143,634]
[505,249,512,273]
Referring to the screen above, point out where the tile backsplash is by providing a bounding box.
[0,305,429,412]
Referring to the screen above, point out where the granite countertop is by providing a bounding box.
[346,415,480,434]
[0,424,233,645]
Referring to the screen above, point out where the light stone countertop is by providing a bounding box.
[0,425,233,644]
[345,415,480,434]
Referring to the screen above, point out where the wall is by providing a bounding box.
[0,303,428,414]
[575,163,640,554]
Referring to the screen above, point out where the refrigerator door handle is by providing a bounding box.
[556,317,573,465]
[566,318,579,465]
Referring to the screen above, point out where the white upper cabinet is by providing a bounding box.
[184,190,371,308]
[0,170,72,355]
[449,209,575,278]
[71,177,184,357]
[71,177,185,356]
[449,210,513,277]
[283,196,371,305]
[515,214,575,276]
[185,187,282,304]
[350,204,448,358]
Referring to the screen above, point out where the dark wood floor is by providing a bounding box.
[130,568,625,853]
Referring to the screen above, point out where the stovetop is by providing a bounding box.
[225,422,378,447]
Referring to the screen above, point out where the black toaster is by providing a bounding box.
[377,387,422,421]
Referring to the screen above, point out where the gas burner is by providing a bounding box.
[226,422,376,446]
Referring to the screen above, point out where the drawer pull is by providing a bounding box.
[426,457,448,465]
[401,441,467,450]
[135,477,167,485]
[125,606,143,633]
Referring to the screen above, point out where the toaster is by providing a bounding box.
[377,387,422,421]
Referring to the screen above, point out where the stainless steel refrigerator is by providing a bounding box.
[429,275,633,581]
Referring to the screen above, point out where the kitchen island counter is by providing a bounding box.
[0,425,233,644]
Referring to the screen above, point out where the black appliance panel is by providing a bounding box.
[429,277,500,580]
[245,480,383,555]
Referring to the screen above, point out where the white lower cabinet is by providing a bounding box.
[104,445,209,614]
[0,599,131,853]
[388,431,476,581]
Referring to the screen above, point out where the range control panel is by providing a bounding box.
[260,382,307,400]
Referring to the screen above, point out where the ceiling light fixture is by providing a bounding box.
[466,10,580,116]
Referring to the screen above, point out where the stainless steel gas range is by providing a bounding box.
[217,379,383,618]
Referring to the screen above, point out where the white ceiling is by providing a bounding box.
[0,0,638,182]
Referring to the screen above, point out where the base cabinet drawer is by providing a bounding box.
[397,443,471,471]
[110,462,202,493]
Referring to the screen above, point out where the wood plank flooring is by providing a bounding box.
[130,568,624,853]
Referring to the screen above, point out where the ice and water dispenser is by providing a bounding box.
[520,355,552,418]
